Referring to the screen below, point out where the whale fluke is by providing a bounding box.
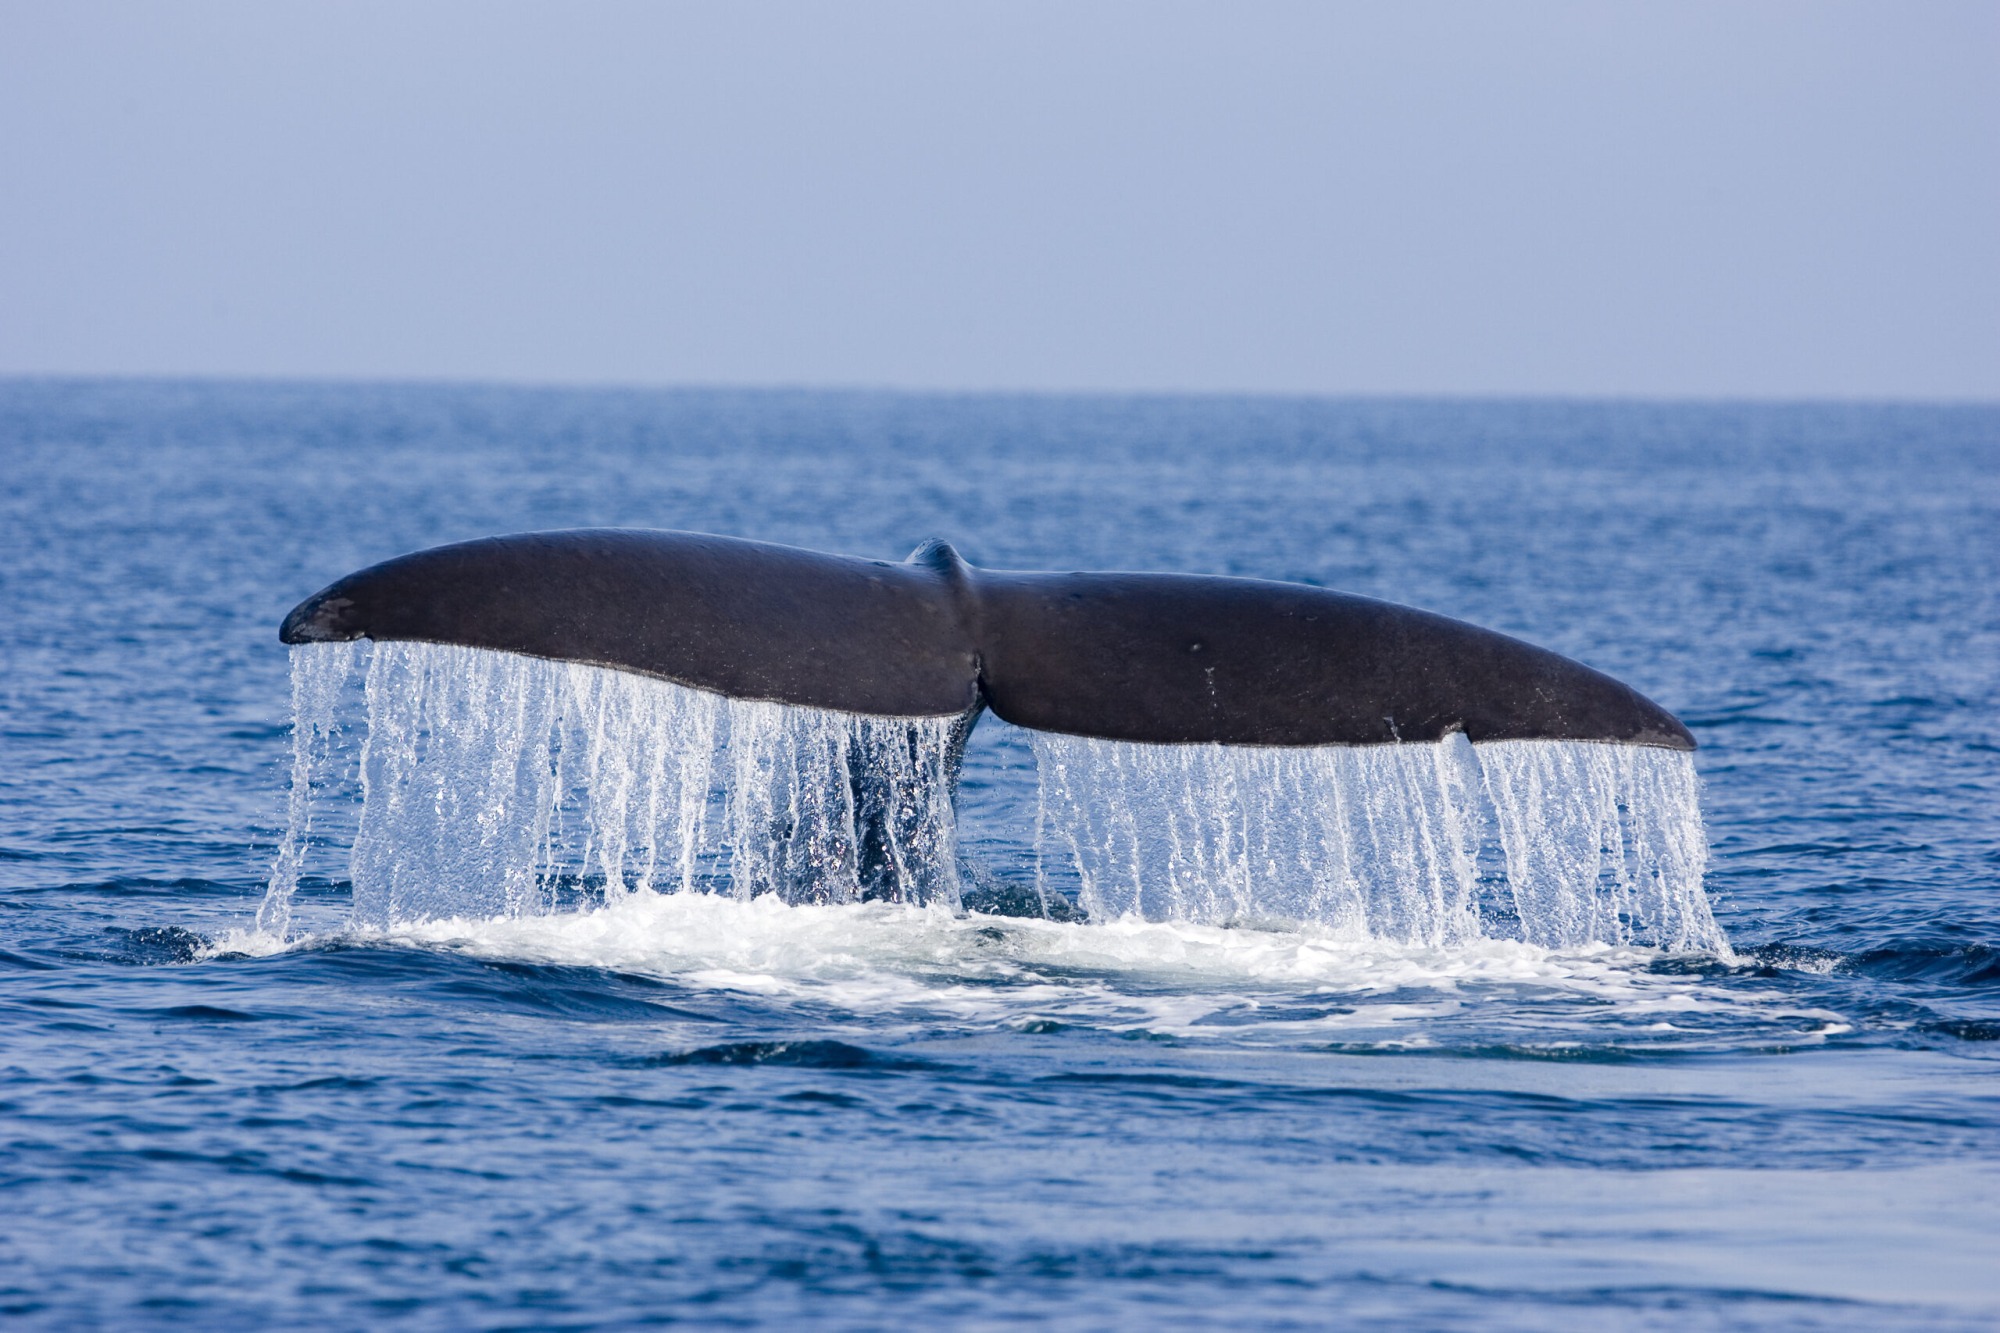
[280,528,1694,751]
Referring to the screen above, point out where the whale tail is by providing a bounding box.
[281,527,1694,752]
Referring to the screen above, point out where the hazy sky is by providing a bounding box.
[2,1,1994,399]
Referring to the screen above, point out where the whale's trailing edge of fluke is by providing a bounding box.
[280,528,1695,751]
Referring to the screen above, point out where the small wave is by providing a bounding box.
[1849,942,2000,987]
[1919,1019,2000,1043]
[639,1039,935,1070]
[21,876,248,900]
[106,926,210,966]
[151,1003,262,1022]
[47,925,215,968]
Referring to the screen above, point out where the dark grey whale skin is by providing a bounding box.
[280,528,1694,751]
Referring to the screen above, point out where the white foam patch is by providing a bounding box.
[212,892,1809,1047]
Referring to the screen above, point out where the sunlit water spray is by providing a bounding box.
[1033,731,1722,952]
[260,642,962,936]
[261,643,1727,958]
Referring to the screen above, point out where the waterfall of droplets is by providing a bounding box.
[265,642,1724,954]
[261,642,962,931]
[1032,732,1727,954]
[260,641,366,938]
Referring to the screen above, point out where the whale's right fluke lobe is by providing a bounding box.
[972,569,1695,750]
[280,528,1694,751]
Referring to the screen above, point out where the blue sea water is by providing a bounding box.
[1,380,1996,1329]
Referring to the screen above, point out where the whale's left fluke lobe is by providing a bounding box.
[280,530,983,718]
[281,528,1694,751]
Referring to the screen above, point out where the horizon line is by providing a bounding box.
[3,370,1997,413]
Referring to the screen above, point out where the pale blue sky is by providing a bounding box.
[2,1,1994,399]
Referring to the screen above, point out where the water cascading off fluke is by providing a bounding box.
[261,641,1726,956]
[1031,730,1723,953]
[261,642,963,936]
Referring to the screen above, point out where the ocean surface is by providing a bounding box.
[2,380,1996,1329]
